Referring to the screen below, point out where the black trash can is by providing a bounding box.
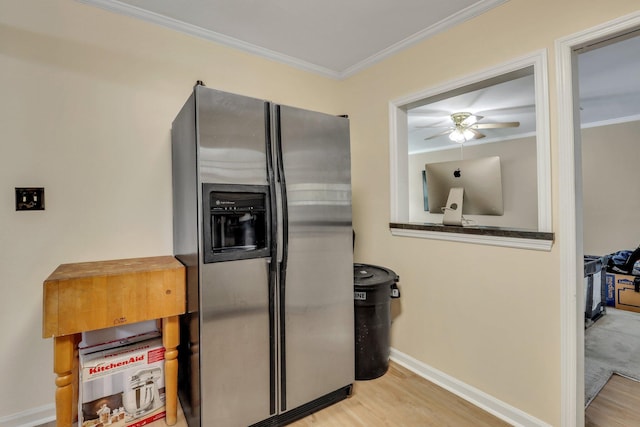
[353,263,400,380]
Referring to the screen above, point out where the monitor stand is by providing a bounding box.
[442,187,464,226]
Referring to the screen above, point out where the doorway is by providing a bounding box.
[556,11,640,427]
[579,32,640,424]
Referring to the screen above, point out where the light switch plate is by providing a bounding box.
[15,187,45,211]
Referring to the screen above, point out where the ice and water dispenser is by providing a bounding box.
[202,184,270,263]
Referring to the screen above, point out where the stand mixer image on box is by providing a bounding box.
[79,338,166,427]
[122,367,163,419]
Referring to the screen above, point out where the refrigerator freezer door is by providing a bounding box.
[277,106,354,411]
[193,86,275,426]
[201,258,273,426]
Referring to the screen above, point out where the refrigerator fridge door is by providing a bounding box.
[276,105,354,412]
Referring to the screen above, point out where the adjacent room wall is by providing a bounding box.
[582,120,640,255]
[409,136,538,229]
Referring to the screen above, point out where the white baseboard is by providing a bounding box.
[0,404,56,427]
[390,348,552,427]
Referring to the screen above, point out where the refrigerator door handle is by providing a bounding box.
[272,104,290,411]
[273,105,289,269]
[275,183,284,264]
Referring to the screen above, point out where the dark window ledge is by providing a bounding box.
[389,222,554,251]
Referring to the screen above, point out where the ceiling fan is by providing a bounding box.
[423,112,520,143]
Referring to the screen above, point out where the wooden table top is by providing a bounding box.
[43,256,186,338]
[46,256,183,280]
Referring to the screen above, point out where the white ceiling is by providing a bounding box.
[578,34,640,127]
[80,0,640,154]
[407,74,537,153]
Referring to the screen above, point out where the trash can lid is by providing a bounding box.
[353,263,398,287]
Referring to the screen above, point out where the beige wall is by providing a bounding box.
[582,120,640,255]
[2,0,640,425]
[343,0,638,425]
[409,137,538,229]
[0,0,342,419]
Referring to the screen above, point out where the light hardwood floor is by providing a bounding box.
[64,361,509,427]
[585,373,640,427]
[43,360,640,426]
[288,362,510,427]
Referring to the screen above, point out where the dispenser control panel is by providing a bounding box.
[203,183,270,263]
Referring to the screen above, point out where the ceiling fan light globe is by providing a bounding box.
[462,129,475,140]
[449,129,467,143]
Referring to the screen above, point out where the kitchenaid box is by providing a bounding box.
[79,337,166,427]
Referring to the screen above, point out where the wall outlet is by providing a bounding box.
[15,187,45,211]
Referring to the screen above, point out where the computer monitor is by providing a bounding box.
[425,156,503,226]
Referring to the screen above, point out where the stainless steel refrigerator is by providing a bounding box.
[171,83,354,427]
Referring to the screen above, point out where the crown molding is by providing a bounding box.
[340,0,509,78]
[76,0,342,78]
[77,0,508,80]
[581,113,640,129]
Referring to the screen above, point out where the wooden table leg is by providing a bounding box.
[163,316,180,426]
[72,334,80,423]
[54,334,77,427]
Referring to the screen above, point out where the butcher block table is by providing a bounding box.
[42,256,186,427]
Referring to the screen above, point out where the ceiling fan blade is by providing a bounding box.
[477,105,534,116]
[407,108,453,117]
[415,124,453,129]
[462,115,483,126]
[424,129,453,140]
[472,121,520,129]
[469,129,485,139]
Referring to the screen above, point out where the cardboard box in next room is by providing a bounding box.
[606,273,640,314]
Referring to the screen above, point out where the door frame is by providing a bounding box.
[556,10,640,427]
